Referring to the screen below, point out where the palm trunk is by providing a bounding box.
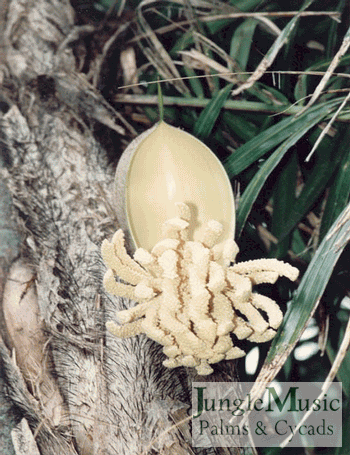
[0,1,244,454]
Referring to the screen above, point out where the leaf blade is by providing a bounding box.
[193,84,234,139]
[224,98,343,178]
[235,101,342,237]
[248,202,350,403]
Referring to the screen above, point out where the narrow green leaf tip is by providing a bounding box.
[157,78,164,122]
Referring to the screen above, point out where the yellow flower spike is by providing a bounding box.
[115,121,235,254]
[102,202,299,375]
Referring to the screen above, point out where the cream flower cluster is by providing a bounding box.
[101,203,299,375]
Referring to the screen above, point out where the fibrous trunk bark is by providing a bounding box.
[0,1,243,454]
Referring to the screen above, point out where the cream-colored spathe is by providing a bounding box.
[115,121,235,254]
[102,203,299,376]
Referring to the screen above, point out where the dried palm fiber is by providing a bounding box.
[0,0,244,454]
